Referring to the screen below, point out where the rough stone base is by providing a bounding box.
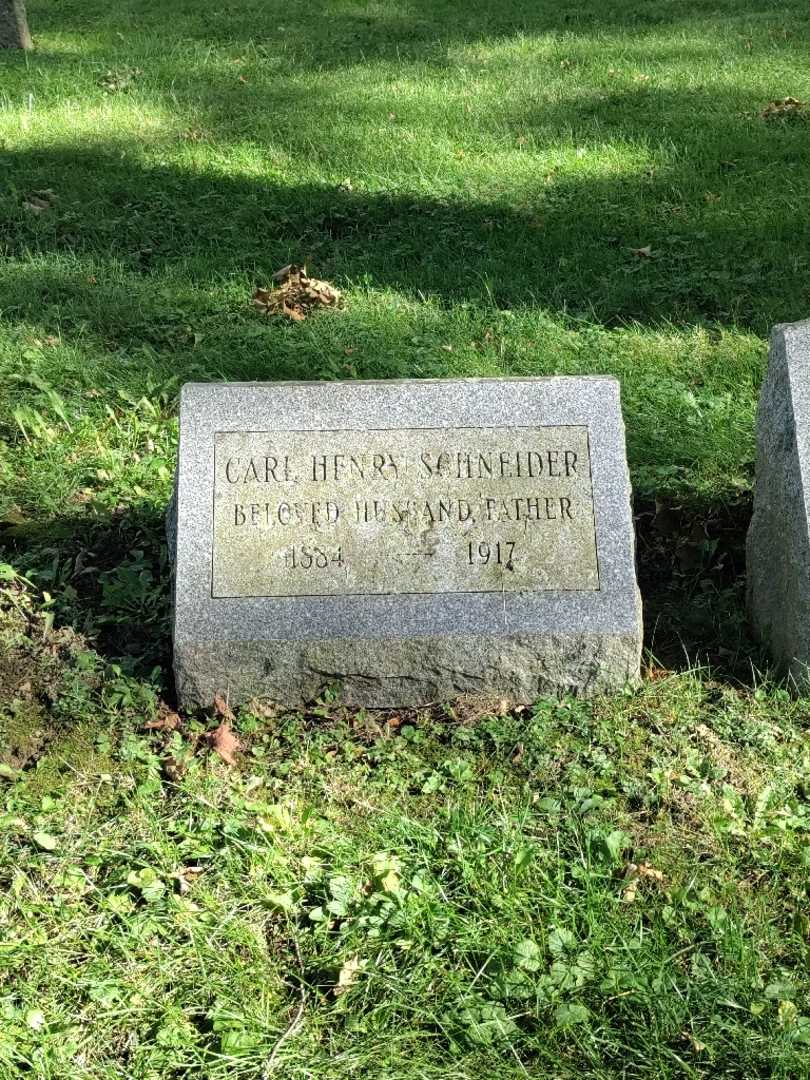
[175,631,641,710]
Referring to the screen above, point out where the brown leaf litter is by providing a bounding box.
[622,861,666,903]
[206,692,242,766]
[253,265,342,322]
[207,721,241,766]
[143,704,182,732]
[761,97,807,121]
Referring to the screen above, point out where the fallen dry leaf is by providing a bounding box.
[761,96,807,121]
[252,265,342,322]
[682,1031,707,1053]
[174,865,205,894]
[213,691,235,722]
[638,862,665,883]
[207,720,241,766]
[631,245,654,258]
[644,663,673,681]
[245,698,279,719]
[334,955,367,996]
[161,755,185,782]
[144,706,182,732]
[623,861,666,900]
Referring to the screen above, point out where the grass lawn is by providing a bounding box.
[1,0,810,1076]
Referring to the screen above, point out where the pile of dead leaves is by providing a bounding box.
[761,96,807,122]
[253,264,342,322]
[144,692,242,780]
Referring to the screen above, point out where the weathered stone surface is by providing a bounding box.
[747,319,810,687]
[169,378,642,708]
[212,425,599,597]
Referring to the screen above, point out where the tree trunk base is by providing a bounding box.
[0,0,33,49]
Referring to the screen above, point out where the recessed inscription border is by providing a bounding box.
[209,425,602,600]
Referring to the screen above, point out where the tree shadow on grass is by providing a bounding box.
[23,0,810,68]
[635,495,765,681]
[1,136,769,527]
[2,504,172,677]
[2,100,808,336]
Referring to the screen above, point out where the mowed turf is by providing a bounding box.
[1,1,810,1077]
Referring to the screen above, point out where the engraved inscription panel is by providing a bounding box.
[212,427,599,597]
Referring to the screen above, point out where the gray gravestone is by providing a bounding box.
[169,378,642,708]
[747,319,810,686]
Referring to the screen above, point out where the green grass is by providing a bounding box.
[2,585,809,1078]
[1,0,810,1076]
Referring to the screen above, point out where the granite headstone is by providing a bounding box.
[169,377,642,708]
[747,319,810,687]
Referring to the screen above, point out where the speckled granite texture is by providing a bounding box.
[747,320,810,688]
[169,377,642,707]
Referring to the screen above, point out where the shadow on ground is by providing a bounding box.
[2,504,172,677]
[635,495,761,680]
[2,92,809,332]
[22,0,810,67]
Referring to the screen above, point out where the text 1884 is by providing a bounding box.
[284,545,343,570]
